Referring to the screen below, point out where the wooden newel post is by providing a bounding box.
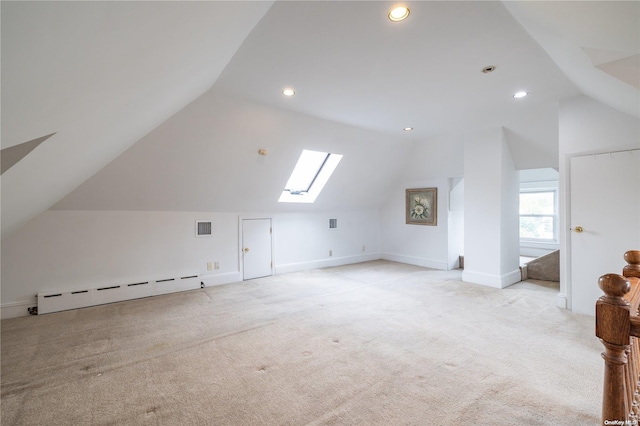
[624,251,640,279]
[597,273,632,424]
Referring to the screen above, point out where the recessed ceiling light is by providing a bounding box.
[388,6,410,22]
[282,88,295,97]
[403,127,414,131]
[482,65,496,74]
[513,91,529,99]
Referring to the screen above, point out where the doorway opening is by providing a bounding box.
[519,168,559,285]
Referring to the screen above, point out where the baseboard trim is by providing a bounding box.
[520,265,528,280]
[201,272,242,287]
[462,268,522,289]
[502,269,523,287]
[380,253,448,270]
[556,293,568,309]
[1,300,36,319]
[276,253,381,275]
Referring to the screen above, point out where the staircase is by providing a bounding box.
[520,250,559,282]
[459,251,560,283]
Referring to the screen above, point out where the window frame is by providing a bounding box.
[278,149,343,204]
[519,186,558,244]
[283,151,330,194]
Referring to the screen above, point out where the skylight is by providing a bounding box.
[279,149,342,203]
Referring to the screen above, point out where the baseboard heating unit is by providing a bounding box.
[37,275,201,315]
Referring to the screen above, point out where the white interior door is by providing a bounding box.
[570,152,640,315]
[242,218,273,280]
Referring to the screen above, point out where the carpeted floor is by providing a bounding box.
[1,260,601,425]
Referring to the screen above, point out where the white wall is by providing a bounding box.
[448,178,464,270]
[1,211,237,317]
[559,95,640,310]
[274,211,381,273]
[379,179,451,270]
[378,133,463,270]
[560,95,640,154]
[462,127,520,288]
[1,208,381,318]
[2,92,409,319]
[500,136,521,276]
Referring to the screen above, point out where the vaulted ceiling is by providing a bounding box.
[2,1,638,238]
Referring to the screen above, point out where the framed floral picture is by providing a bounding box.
[406,188,437,226]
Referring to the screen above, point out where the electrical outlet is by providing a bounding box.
[362,245,366,252]
[207,262,212,271]
[214,261,220,270]
[329,250,333,257]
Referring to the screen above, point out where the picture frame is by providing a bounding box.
[406,188,437,226]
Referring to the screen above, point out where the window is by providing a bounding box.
[279,150,342,203]
[519,190,557,241]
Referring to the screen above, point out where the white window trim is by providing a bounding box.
[519,181,559,244]
[279,151,342,203]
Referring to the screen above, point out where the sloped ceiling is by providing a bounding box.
[52,92,416,213]
[3,1,638,238]
[1,133,56,175]
[1,1,274,237]
[213,1,579,143]
[504,1,639,117]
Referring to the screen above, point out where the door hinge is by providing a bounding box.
[270,227,272,234]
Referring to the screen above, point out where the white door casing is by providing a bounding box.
[569,152,640,315]
[242,218,273,280]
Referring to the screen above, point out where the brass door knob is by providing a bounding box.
[573,226,584,233]
[244,247,250,253]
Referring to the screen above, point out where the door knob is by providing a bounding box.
[244,247,250,253]
[572,226,584,233]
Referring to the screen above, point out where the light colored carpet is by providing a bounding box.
[1,260,601,425]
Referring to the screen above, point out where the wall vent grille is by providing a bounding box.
[329,218,338,230]
[196,221,212,237]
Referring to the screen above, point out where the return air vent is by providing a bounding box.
[196,221,212,237]
[329,218,338,230]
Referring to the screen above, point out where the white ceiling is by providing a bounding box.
[214,1,580,142]
[1,1,274,237]
[2,1,638,238]
[504,1,639,117]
